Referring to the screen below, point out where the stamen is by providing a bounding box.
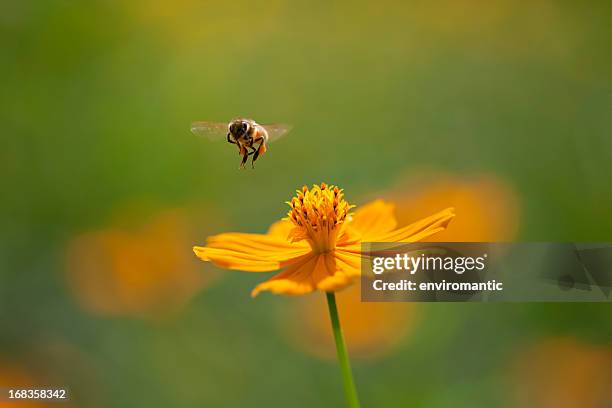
[286,183,355,252]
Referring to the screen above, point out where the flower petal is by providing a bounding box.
[367,207,455,242]
[251,255,318,296]
[334,250,362,277]
[194,230,310,272]
[364,208,455,242]
[339,207,455,254]
[267,219,295,239]
[207,231,307,251]
[315,253,355,292]
[194,246,310,272]
[349,199,397,240]
[251,251,360,296]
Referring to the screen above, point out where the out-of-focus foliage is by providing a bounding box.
[1,1,611,407]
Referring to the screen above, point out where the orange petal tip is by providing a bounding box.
[193,246,209,261]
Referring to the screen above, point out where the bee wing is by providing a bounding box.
[261,123,292,143]
[190,121,228,140]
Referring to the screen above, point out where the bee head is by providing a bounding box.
[229,120,249,137]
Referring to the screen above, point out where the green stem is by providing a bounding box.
[326,292,361,408]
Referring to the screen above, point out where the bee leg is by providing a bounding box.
[238,145,249,169]
[240,150,249,169]
[227,133,240,151]
[227,134,242,154]
[252,141,267,167]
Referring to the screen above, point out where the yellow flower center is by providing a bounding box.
[287,183,354,253]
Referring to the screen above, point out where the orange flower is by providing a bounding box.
[392,173,519,241]
[65,207,217,320]
[511,337,612,408]
[194,183,454,296]
[0,362,52,408]
[286,283,416,360]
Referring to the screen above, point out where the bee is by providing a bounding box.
[191,118,291,168]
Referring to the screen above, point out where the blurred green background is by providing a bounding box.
[1,1,611,407]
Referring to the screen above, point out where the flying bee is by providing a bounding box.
[191,118,291,168]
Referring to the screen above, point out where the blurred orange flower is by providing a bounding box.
[391,173,519,241]
[65,206,218,320]
[285,284,416,360]
[194,183,454,297]
[0,362,55,408]
[511,337,612,408]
